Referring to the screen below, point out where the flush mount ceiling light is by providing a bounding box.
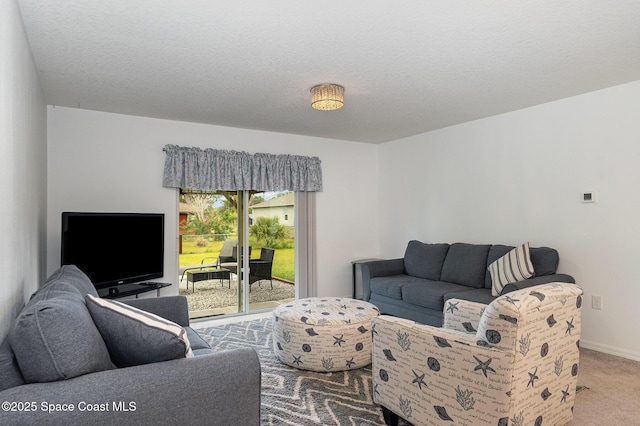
[310,84,345,111]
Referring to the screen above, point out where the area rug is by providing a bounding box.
[196,317,397,426]
[196,318,590,426]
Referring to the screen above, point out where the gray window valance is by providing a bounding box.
[162,145,323,192]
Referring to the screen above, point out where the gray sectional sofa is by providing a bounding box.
[361,240,575,326]
[0,265,261,425]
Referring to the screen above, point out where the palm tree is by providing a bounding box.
[250,216,286,248]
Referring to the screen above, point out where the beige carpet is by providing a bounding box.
[571,348,640,425]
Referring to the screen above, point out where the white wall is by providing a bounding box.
[47,107,379,299]
[378,80,640,360]
[0,0,47,340]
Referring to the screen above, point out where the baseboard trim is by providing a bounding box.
[580,340,640,362]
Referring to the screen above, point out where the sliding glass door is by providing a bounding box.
[178,190,296,318]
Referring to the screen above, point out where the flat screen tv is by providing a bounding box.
[61,212,165,290]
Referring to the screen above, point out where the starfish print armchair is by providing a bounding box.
[372,282,583,426]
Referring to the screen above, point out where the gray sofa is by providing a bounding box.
[0,265,261,425]
[362,241,575,326]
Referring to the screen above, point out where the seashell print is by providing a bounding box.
[355,342,364,351]
[300,316,309,324]
[541,342,549,357]
[499,314,518,324]
[547,314,557,327]
[321,311,331,316]
[379,369,389,382]
[462,322,476,332]
[486,329,501,344]
[540,387,552,400]
[276,342,283,350]
[434,336,452,348]
[477,340,490,347]
[305,328,319,336]
[535,415,543,426]
[576,295,582,308]
[427,357,440,372]
[530,290,546,301]
[433,405,453,422]
[322,357,334,370]
[357,325,368,333]
[302,343,311,352]
[498,417,509,426]
[572,363,579,376]
[383,349,396,361]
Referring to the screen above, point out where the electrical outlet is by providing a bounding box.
[592,295,603,310]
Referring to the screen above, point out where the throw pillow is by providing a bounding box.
[85,295,193,367]
[0,340,25,392]
[8,297,115,383]
[488,242,535,296]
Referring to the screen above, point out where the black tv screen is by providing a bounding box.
[61,212,165,289]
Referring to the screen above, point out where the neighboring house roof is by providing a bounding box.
[252,192,294,209]
[179,202,199,214]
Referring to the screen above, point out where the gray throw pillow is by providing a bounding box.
[43,265,99,297]
[0,340,24,392]
[85,295,193,368]
[8,297,115,383]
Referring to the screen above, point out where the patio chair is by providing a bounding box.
[249,248,275,291]
[219,244,252,272]
[179,239,237,283]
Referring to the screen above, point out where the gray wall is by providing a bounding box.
[0,0,47,341]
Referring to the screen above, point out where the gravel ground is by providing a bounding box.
[179,277,294,311]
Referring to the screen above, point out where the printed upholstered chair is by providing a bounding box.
[372,283,583,426]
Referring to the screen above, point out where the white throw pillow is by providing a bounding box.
[86,295,193,367]
[488,242,535,296]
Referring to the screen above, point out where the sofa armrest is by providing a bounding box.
[501,273,575,295]
[0,348,261,426]
[121,295,190,327]
[442,299,487,333]
[361,258,404,301]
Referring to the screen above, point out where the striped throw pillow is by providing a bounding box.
[488,242,535,296]
[86,295,193,367]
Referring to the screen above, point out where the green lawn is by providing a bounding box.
[180,236,294,282]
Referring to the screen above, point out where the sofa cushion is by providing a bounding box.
[0,339,24,392]
[403,241,450,280]
[440,243,491,288]
[8,296,115,383]
[488,242,535,296]
[529,246,559,276]
[370,275,428,300]
[401,281,470,311]
[86,295,193,367]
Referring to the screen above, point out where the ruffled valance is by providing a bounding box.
[162,145,323,192]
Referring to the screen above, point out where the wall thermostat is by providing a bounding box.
[582,191,599,203]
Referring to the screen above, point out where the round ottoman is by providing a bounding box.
[272,297,379,372]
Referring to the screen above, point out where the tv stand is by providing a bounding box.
[98,282,171,299]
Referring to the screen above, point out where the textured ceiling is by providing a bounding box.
[16,0,640,144]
